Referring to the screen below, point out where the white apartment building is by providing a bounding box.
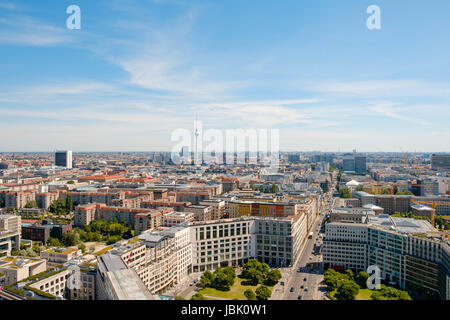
[323,215,450,299]
[189,217,255,272]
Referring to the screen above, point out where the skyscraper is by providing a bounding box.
[431,154,450,169]
[342,153,355,172]
[355,155,367,175]
[55,150,72,168]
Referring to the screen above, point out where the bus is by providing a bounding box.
[308,232,313,239]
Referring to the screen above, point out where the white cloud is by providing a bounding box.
[305,80,450,97]
[0,16,73,46]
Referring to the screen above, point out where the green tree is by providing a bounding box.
[65,194,73,212]
[265,269,282,286]
[245,268,264,285]
[24,200,38,208]
[335,280,359,300]
[345,269,354,280]
[49,199,67,215]
[214,267,235,290]
[393,185,398,194]
[271,184,277,193]
[67,180,75,184]
[244,289,256,300]
[255,285,272,300]
[62,231,80,247]
[355,271,369,289]
[199,270,214,288]
[371,286,411,300]
[356,186,364,192]
[48,237,62,247]
[190,293,206,300]
[339,187,352,199]
[174,296,185,300]
[78,243,86,253]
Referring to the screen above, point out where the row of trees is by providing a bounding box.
[43,219,134,248]
[391,211,431,222]
[339,187,352,199]
[48,195,74,215]
[244,286,272,300]
[76,219,134,244]
[324,269,361,300]
[199,266,236,291]
[240,259,282,286]
[324,268,411,300]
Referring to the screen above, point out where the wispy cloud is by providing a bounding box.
[305,80,450,98]
[0,15,73,46]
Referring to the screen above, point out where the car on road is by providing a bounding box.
[304,287,308,292]
[300,285,304,289]
[290,287,294,292]
[297,295,302,300]
[304,277,307,281]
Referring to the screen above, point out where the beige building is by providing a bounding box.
[184,205,213,221]
[28,266,97,300]
[200,199,226,220]
[163,211,194,227]
[5,191,37,209]
[40,247,82,264]
[0,256,47,285]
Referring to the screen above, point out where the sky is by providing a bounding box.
[0,0,449,153]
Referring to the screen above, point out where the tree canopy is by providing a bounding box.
[255,285,272,300]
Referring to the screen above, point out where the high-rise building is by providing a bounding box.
[342,153,355,172]
[55,150,72,168]
[431,154,450,169]
[355,155,367,174]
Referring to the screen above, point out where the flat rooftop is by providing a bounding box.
[367,215,436,234]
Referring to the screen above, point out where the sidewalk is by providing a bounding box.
[165,272,203,297]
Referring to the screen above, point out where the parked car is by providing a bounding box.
[290,287,294,292]
[297,295,302,300]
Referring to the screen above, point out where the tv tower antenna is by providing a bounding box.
[194,114,200,165]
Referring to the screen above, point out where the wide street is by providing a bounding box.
[274,190,336,300]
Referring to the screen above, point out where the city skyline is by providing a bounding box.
[1,0,450,152]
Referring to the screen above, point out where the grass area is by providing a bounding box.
[126,237,140,244]
[355,288,374,300]
[94,245,113,256]
[197,277,274,300]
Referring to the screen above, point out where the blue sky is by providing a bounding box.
[0,0,449,152]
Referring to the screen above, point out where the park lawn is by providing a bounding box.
[198,277,273,300]
[355,288,373,300]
